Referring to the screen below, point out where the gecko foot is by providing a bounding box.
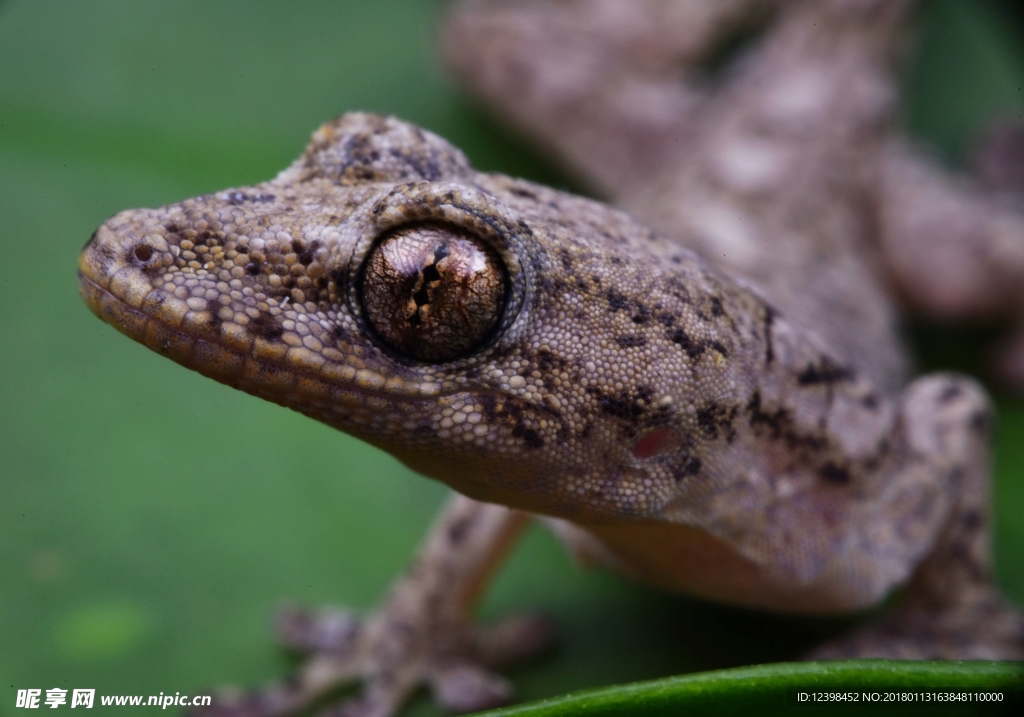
[191,605,556,717]
[806,589,1024,661]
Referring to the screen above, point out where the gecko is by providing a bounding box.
[78,1,1024,715]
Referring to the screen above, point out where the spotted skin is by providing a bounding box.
[78,3,1024,714]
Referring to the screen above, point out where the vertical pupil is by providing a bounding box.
[410,243,450,322]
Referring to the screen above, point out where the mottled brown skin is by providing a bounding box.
[78,2,1024,715]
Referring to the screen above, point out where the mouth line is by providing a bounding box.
[77,269,455,406]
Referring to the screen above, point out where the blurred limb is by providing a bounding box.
[876,135,1024,388]
[809,376,1024,660]
[194,495,554,717]
[441,0,777,200]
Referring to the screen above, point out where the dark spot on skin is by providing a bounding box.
[939,383,963,404]
[861,438,890,473]
[746,392,826,451]
[970,410,990,435]
[197,229,222,246]
[819,462,851,485]
[595,392,640,420]
[607,290,629,311]
[521,428,544,449]
[710,340,729,357]
[534,348,565,373]
[797,356,854,386]
[710,297,725,317]
[204,312,221,331]
[226,192,275,205]
[670,329,704,359]
[763,304,776,364]
[665,277,692,303]
[657,313,675,327]
[250,313,284,340]
[674,456,703,481]
[631,304,651,324]
[962,510,983,533]
[862,394,879,410]
[509,186,538,200]
[245,262,261,276]
[616,335,647,349]
[589,385,653,425]
[388,145,442,181]
[447,514,475,544]
[696,403,737,440]
[331,324,348,342]
[697,406,718,438]
[164,223,182,234]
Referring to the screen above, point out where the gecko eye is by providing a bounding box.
[358,223,508,362]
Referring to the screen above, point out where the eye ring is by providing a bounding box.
[346,182,536,365]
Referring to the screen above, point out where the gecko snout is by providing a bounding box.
[78,222,126,290]
[79,217,163,310]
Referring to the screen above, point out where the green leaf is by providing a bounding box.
[477,661,1024,717]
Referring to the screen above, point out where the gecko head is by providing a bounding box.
[78,112,531,395]
[80,113,701,520]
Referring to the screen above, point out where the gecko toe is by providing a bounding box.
[276,604,360,656]
[430,663,514,714]
[806,590,1024,660]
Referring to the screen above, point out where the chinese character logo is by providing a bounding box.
[71,690,95,709]
[44,689,67,709]
[16,689,41,709]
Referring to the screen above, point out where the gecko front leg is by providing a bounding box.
[197,495,553,717]
[808,375,1024,659]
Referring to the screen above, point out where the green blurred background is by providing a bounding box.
[1,0,1022,714]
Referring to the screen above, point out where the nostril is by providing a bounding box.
[133,244,154,262]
